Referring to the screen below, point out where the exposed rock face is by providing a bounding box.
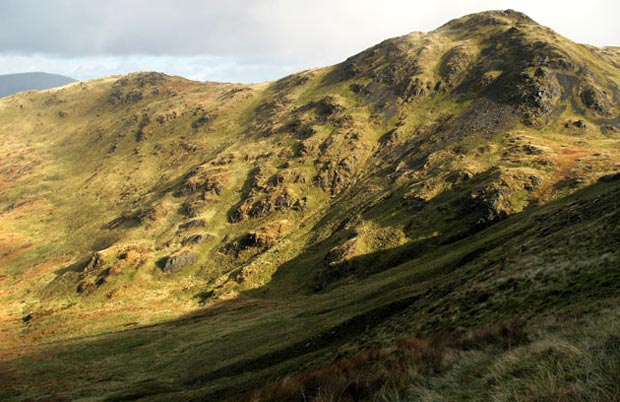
[300,96,345,120]
[176,166,228,197]
[318,237,363,287]
[502,69,561,125]
[580,82,613,116]
[222,222,289,261]
[232,191,305,222]
[183,196,205,217]
[315,157,358,195]
[440,45,475,86]
[162,251,197,273]
[469,185,512,224]
[191,112,216,129]
[228,163,310,223]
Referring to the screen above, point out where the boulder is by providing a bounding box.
[181,233,215,246]
[580,84,612,116]
[573,120,587,129]
[470,185,511,224]
[162,251,197,273]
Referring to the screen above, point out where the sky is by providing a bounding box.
[1,0,619,83]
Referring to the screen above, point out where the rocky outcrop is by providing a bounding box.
[181,233,215,246]
[315,156,358,195]
[176,166,228,197]
[502,68,561,125]
[469,184,512,225]
[162,251,197,273]
[232,190,306,222]
[439,45,475,86]
[222,222,289,259]
[178,219,206,231]
[579,82,613,116]
[319,237,363,286]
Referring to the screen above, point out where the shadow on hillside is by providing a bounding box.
[2,174,620,402]
[257,165,509,295]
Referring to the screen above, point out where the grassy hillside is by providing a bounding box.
[0,10,619,401]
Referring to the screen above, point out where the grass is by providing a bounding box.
[1,175,619,401]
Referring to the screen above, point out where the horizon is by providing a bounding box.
[1,1,619,84]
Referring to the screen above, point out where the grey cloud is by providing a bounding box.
[0,0,618,83]
[1,0,371,63]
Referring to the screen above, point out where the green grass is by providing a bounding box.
[1,176,619,401]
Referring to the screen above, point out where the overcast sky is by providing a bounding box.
[1,0,618,83]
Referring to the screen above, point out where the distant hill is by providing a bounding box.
[0,72,75,97]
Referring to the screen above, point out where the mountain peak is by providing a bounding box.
[437,9,536,31]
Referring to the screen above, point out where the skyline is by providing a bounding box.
[1,0,619,83]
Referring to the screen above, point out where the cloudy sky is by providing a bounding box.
[1,0,618,83]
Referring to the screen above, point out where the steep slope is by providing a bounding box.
[0,72,76,98]
[0,10,619,401]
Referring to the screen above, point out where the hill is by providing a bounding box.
[0,72,76,98]
[0,10,619,401]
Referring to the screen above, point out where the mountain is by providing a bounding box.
[0,72,76,98]
[0,10,619,401]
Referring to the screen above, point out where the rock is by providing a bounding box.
[249,199,273,218]
[229,207,248,223]
[402,78,433,100]
[315,156,358,195]
[522,144,544,155]
[502,69,561,125]
[176,166,227,197]
[162,251,197,273]
[181,233,215,246]
[84,251,106,272]
[191,113,216,129]
[470,185,511,224]
[439,45,473,85]
[314,96,344,117]
[183,197,205,217]
[580,85,612,115]
[524,175,542,192]
[535,158,553,167]
[224,231,275,257]
[292,197,308,211]
[314,235,367,290]
[178,219,206,231]
[573,120,587,129]
[446,170,473,184]
[349,83,365,94]
[274,191,294,210]
[239,232,273,249]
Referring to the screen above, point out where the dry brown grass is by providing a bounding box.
[236,319,528,402]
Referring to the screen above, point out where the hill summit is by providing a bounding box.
[0,10,619,401]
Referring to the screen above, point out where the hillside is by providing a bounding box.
[0,72,76,98]
[0,10,619,401]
